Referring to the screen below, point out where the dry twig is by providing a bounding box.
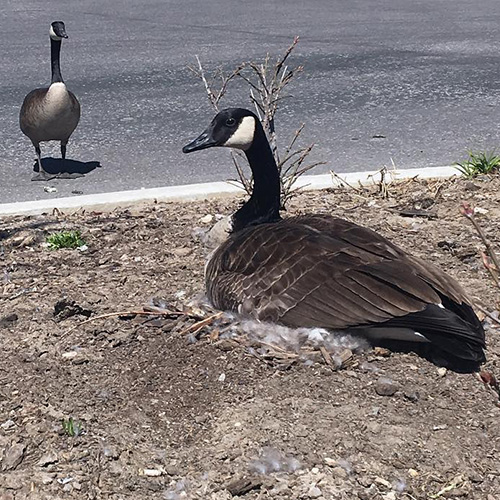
[178,312,224,337]
[60,309,186,340]
[460,202,500,288]
[191,37,324,204]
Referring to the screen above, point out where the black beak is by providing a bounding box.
[182,128,216,153]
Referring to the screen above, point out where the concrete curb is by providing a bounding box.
[0,166,458,216]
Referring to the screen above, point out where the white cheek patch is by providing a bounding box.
[223,116,255,150]
[49,25,62,40]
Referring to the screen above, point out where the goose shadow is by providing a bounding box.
[32,157,101,181]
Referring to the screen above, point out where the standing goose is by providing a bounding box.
[20,21,80,181]
[183,108,486,372]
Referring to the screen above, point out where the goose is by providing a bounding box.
[182,108,486,372]
[20,21,81,181]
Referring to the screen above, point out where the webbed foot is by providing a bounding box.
[31,171,57,181]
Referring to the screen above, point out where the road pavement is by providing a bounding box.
[1,0,500,203]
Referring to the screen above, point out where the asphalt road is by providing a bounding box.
[2,0,500,204]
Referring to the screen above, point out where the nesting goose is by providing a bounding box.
[20,21,80,181]
[183,108,486,372]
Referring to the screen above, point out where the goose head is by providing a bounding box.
[183,108,258,153]
[49,21,68,41]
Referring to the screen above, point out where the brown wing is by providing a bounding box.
[206,214,474,329]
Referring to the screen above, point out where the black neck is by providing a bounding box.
[232,123,281,232]
[50,38,64,84]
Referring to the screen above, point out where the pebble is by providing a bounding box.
[1,443,26,471]
[307,485,322,498]
[200,214,214,223]
[331,466,348,479]
[40,473,55,484]
[437,367,447,377]
[103,446,119,460]
[61,351,78,360]
[382,492,396,500]
[38,451,58,467]
[375,477,391,488]
[143,468,162,477]
[172,247,193,257]
[403,390,420,403]
[375,377,398,396]
[358,484,379,500]
[408,468,418,478]
[1,419,16,430]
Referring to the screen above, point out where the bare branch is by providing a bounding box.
[191,37,323,207]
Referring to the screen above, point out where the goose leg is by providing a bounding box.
[31,145,55,181]
[57,140,84,179]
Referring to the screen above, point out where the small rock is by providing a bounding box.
[403,390,419,403]
[40,473,55,484]
[203,215,232,249]
[373,347,391,357]
[307,485,322,498]
[38,451,58,467]
[375,377,398,396]
[357,476,373,488]
[61,351,79,360]
[408,468,418,478]
[164,463,181,476]
[468,471,483,483]
[53,299,92,321]
[103,446,119,459]
[383,492,396,500]
[374,477,391,488]
[358,484,379,500]
[437,367,447,377]
[43,186,57,193]
[172,247,193,257]
[73,480,82,490]
[1,419,16,430]
[194,415,208,424]
[226,477,262,496]
[199,214,214,224]
[143,468,162,477]
[464,182,480,192]
[331,466,348,479]
[0,313,18,328]
[1,443,26,471]
[218,373,226,382]
[432,424,448,431]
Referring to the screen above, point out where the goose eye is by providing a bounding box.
[226,118,236,127]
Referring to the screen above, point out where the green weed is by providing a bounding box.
[455,151,500,178]
[61,417,83,437]
[46,230,85,250]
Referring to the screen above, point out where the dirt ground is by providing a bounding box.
[1,174,500,500]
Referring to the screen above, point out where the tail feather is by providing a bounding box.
[354,303,486,371]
